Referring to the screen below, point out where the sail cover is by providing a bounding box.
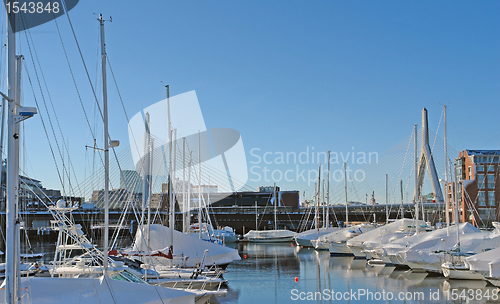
[129,224,241,267]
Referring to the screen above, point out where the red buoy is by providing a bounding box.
[295,277,299,282]
[244,254,247,259]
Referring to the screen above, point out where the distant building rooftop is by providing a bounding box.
[466,150,500,156]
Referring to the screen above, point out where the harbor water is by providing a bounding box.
[23,240,500,303]
[220,243,498,304]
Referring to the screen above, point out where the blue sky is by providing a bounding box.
[4,1,499,202]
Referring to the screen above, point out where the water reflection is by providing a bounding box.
[220,243,500,304]
[22,241,499,303]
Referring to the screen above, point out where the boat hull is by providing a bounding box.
[247,236,294,243]
[329,243,353,256]
[442,263,484,280]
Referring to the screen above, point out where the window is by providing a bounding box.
[488,192,496,206]
[488,165,495,172]
[488,174,495,189]
[468,166,472,178]
[478,174,485,189]
[477,165,484,172]
[478,191,486,206]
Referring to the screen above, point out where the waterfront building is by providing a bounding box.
[455,150,500,226]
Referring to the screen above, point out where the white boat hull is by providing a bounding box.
[248,236,294,243]
[329,243,353,256]
[442,263,484,280]
[348,245,368,259]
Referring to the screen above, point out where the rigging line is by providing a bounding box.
[106,55,143,166]
[24,20,84,198]
[23,59,65,195]
[59,0,128,204]
[20,23,74,198]
[52,14,106,190]
[60,1,106,125]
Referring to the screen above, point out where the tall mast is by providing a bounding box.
[147,138,153,249]
[316,166,321,231]
[186,152,193,232]
[444,105,450,236]
[414,124,419,234]
[98,14,110,276]
[400,180,404,219]
[274,182,278,230]
[182,137,187,233]
[326,151,330,228]
[141,113,150,229]
[322,180,325,229]
[385,174,388,224]
[255,200,258,230]
[5,9,17,302]
[166,85,174,255]
[344,162,348,227]
[451,158,460,250]
[198,131,202,239]
[14,56,22,301]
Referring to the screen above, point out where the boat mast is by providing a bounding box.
[316,166,321,232]
[198,131,202,239]
[186,152,193,232]
[451,158,460,250]
[385,174,388,224]
[141,113,150,233]
[326,151,330,228]
[444,105,450,236]
[98,14,110,276]
[400,180,404,219]
[167,85,174,255]
[147,138,153,250]
[14,55,22,300]
[344,162,348,227]
[255,200,258,230]
[274,182,278,230]
[182,137,187,233]
[5,11,20,300]
[414,124,419,234]
[322,180,325,229]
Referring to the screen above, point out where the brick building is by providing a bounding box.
[455,150,500,226]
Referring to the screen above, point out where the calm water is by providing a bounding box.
[24,240,500,303]
[219,243,499,304]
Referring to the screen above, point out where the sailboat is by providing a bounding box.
[295,159,339,247]
[243,184,295,242]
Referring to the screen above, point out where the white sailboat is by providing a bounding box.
[243,184,295,242]
[317,223,375,254]
[346,218,425,259]
[462,244,500,280]
[295,159,338,247]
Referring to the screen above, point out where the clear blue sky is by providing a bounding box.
[4,1,499,202]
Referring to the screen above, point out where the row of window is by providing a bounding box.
[475,156,500,164]
[477,173,496,189]
[477,165,495,172]
[478,191,496,207]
